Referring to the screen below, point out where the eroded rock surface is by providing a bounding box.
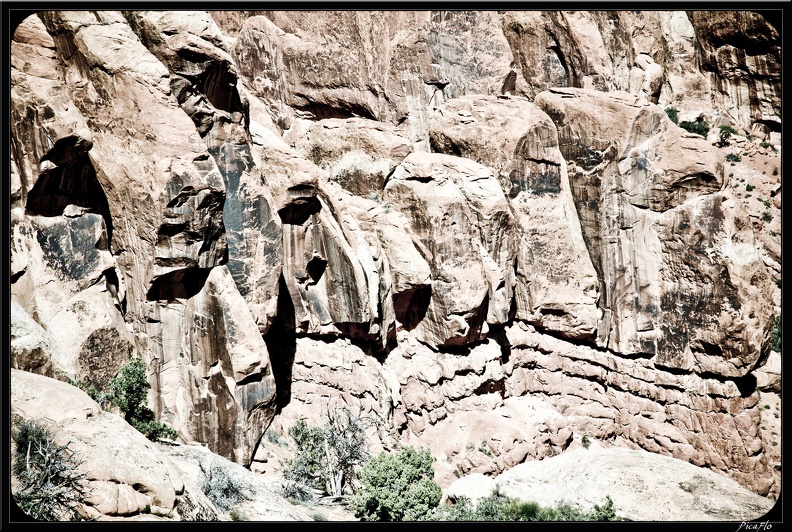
[11,10,780,516]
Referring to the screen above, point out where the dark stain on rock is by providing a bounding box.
[33,214,105,281]
[77,326,131,389]
[305,255,328,285]
[294,97,377,122]
[277,197,322,225]
[527,169,561,195]
[26,152,114,244]
[473,378,505,398]
[146,268,212,301]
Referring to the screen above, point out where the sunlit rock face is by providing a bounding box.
[11,10,780,502]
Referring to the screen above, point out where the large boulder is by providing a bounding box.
[456,445,775,521]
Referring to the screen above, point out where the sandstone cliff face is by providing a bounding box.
[11,9,780,512]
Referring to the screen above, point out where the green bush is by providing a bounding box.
[109,357,150,421]
[718,124,739,146]
[12,418,89,521]
[428,490,621,522]
[350,446,443,521]
[664,107,679,125]
[762,212,772,223]
[725,153,742,163]
[108,357,179,441]
[283,406,372,498]
[771,315,781,352]
[679,118,710,138]
[760,141,777,152]
[773,167,779,176]
[581,435,591,449]
[746,184,755,192]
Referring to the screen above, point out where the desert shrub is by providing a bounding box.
[283,405,372,498]
[589,496,621,521]
[745,184,754,192]
[12,418,89,521]
[350,446,442,521]
[773,166,779,176]
[284,420,325,492]
[428,490,621,522]
[725,153,742,163]
[108,357,178,441]
[581,435,591,449]
[679,118,710,138]
[280,478,317,504]
[771,315,781,352]
[264,429,280,444]
[664,106,679,125]
[132,418,179,441]
[109,357,149,421]
[717,124,739,146]
[762,212,772,223]
[202,462,251,512]
[760,141,777,152]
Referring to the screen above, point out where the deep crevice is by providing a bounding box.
[277,197,321,225]
[145,268,213,302]
[393,285,431,332]
[26,151,113,245]
[263,274,297,413]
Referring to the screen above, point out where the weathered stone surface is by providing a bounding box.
[125,11,283,336]
[11,370,180,518]
[228,11,514,150]
[687,11,781,135]
[11,300,58,378]
[497,10,777,134]
[147,265,276,465]
[287,117,413,197]
[483,446,775,521]
[384,152,516,347]
[429,95,599,339]
[10,11,779,515]
[533,88,773,374]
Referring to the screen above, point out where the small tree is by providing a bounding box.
[718,124,739,147]
[350,446,442,521]
[12,419,89,521]
[110,357,150,422]
[283,405,372,499]
[108,357,178,441]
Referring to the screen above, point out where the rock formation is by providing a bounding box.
[447,444,775,521]
[10,9,781,519]
[10,369,311,521]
